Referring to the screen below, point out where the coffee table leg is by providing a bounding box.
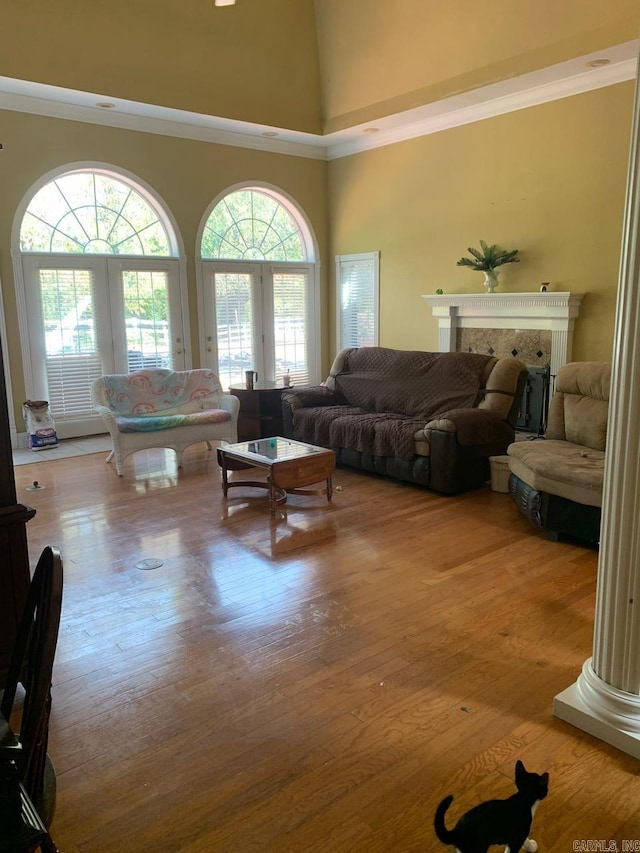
[221,454,229,497]
[269,477,277,516]
[327,474,333,502]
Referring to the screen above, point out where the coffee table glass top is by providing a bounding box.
[221,437,329,464]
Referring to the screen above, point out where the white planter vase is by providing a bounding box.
[482,270,499,293]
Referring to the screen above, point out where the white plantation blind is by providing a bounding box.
[273,269,311,386]
[336,252,379,350]
[214,270,255,389]
[46,354,103,419]
[39,268,102,421]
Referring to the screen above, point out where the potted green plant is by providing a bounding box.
[456,240,519,293]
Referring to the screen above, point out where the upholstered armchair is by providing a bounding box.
[507,361,610,543]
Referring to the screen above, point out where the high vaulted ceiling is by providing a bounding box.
[0,0,638,159]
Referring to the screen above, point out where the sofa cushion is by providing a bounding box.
[330,411,430,460]
[330,347,494,419]
[116,409,231,433]
[508,439,604,507]
[293,405,366,448]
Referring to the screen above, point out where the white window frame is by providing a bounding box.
[336,251,380,351]
[199,259,319,388]
[196,182,321,386]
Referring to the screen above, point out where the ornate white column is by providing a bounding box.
[553,50,640,757]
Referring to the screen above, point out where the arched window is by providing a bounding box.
[20,171,175,256]
[199,187,318,393]
[16,168,186,438]
[201,189,307,262]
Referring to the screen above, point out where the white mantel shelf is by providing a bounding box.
[422,291,585,376]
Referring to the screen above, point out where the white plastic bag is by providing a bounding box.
[22,400,58,450]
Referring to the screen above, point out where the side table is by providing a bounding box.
[229,382,289,441]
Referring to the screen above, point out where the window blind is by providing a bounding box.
[273,269,311,386]
[336,252,379,350]
[40,268,102,421]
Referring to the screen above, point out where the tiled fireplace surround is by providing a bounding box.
[422,292,585,379]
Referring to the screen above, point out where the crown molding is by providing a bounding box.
[0,40,637,161]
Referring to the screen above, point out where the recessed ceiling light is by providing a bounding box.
[96,102,115,109]
[215,0,236,5]
[363,127,380,134]
[587,58,610,68]
[262,131,279,137]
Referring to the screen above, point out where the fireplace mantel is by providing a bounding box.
[422,291,584,376]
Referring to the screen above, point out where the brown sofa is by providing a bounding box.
[507,361,610,543]
[282,346,527,494]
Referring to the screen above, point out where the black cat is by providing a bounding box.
[434,760,549,853]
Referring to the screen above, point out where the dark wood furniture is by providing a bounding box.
[229,382,287,441]
[217,437,335,515]
[0,334,35,686]
[0,545,63,852]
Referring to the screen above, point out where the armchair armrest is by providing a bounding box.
[425,408,513,447]
[94,403,118,430]
[218,393,240,419]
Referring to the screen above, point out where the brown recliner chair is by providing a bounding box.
[507,361,610,544]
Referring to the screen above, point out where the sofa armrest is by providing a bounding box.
[281,386,346,439]
[425,408,513,447]
[282,385,346,410]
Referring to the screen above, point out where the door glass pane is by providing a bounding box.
[122,270,173,371]
[273,271,309,386]
[40,269,103,420]
[214,272,254,390]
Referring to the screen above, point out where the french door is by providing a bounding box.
[21,254,185,438]
[201,260,318,392]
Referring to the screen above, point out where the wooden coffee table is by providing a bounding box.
[217,437,336,515]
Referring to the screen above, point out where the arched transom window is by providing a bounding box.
[20,171,174,256]
[201,189,307,261]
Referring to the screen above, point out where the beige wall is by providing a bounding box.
[315,0,639,132]
[0,110,328,423]
[328,82,634,362]
[2,0,322,133]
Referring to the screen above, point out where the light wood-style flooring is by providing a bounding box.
[13,442,640,851]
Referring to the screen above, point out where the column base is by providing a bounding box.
[553,658,640,758]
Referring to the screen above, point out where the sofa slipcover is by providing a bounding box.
[282,347,527,494]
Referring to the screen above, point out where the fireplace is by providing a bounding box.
[422,291,585,432]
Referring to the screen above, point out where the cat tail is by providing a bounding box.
[434,795,456,845]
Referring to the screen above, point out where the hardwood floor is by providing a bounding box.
[13,443,640,851]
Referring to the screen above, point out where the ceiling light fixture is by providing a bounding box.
[215,0,236,5]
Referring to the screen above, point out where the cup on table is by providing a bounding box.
[282,374,291,387]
